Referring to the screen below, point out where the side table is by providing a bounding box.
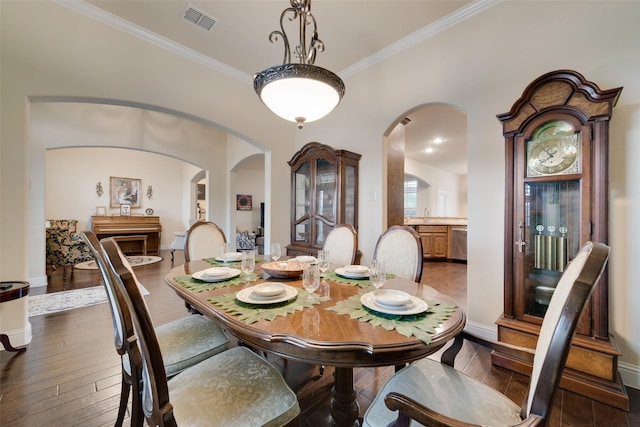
[0,281,30,353]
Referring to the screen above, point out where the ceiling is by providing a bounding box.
[81,0,475,175]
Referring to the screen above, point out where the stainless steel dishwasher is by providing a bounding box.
[449,227,467,261]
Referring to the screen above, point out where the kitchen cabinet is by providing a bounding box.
[416,225,448,259]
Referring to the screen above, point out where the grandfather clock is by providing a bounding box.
[495,70,628,409]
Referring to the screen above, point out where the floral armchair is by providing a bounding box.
[46,219,93,278]
[235,230,256,251]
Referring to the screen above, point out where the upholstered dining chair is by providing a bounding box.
[363,241,610,427]
[184,220,227,262]
[101,237,301,427]
[81,232,230,427]
[373,225,423,282]
[322,224,359,268]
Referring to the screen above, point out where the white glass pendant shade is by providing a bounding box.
[254,64,345,128]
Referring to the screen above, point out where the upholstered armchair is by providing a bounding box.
[235,230,256,251]
[46,219,93,279]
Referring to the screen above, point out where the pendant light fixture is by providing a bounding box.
[253,0,345,129]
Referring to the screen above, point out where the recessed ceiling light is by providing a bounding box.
[425,147,434,154]
[433,137,443,144]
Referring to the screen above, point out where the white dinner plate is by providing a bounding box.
[200,267,230,278]
[236,283,298,305]
[360,291,428,315]
[214,252,243,262]
[372,289,412,307]
[252,282,286,297]
[192,268,241,282]
[295,255,317,263]
[335,266,370,279]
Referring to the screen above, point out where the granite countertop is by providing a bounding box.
[404,217,467,226]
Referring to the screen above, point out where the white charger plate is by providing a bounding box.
[236,283,298,305]
[214,252,243,262]
[360,291,428,315]
[335,266,370,279]
[192,268,241,282]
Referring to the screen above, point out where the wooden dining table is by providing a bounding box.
[164,259,466,427]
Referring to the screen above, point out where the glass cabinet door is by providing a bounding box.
[315,158,336,245]
[522,180,581,317]
[293,161,310,244]
[344,164,356,226]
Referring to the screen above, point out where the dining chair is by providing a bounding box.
[81,232,230,426]
[101,237,301,427]
[363,241,610,427]
[184,220,227,262]
[373,225,423,282]
[322,224,358,268]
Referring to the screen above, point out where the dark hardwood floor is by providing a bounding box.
[1,251,638,426]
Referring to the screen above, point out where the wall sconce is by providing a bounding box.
[96,181,103,197]
[146,185,153,199]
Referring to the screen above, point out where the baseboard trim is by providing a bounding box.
[619,361,640,390]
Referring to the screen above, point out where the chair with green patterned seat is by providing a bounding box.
[81,232,230,426]
[362,241,609,427]
[101,237,301,427]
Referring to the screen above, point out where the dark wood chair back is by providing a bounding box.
[101,237,176,427]
[373,225,423,282]
[80,231,143,427]
[525,241,609,419]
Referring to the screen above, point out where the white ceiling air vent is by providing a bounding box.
[181,4,217,31]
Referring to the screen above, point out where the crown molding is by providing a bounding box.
[340,0,501,78]
[53,0,252,84]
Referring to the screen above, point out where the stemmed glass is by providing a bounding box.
[318,250,330,278]
[220,243,232,267]
[302,263,320,300]
[270,243,281,263]
[241,250,255,284]
[370,259,386,290]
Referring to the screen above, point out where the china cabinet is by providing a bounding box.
[287,142,360,257]
[495,70,627,409]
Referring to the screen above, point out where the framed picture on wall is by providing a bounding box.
[120,204,131,216]
[236,194,252,211]
[110,176,141,208]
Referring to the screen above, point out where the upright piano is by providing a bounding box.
[92,215,162,254]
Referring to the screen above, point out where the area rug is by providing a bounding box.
[28,285,149,317]
[75,255,163,270]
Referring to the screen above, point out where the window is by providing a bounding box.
[404,179,417,217]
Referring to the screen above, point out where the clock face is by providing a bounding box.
[527,121,580,177]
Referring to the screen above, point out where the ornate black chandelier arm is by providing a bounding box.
[268,0,325,66]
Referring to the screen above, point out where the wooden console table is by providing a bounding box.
[92,215,161,254]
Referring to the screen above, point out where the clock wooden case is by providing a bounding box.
[286,142,361,258]
[496,70,628,409]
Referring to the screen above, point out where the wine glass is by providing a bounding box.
[302,263,320,300]
[370,259,386,290]
[220,243,232,267]
[241,250,255,283]
[318,250,330,278]
[270,243,281,263]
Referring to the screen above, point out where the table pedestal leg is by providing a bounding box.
[330,367,359,426]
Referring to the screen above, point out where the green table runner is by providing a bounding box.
[326,292,457,344]
[173,273,259,292]
[208,290,330,324]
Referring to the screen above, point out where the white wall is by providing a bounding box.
[405,157,465,217]
[46,147,188,246]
